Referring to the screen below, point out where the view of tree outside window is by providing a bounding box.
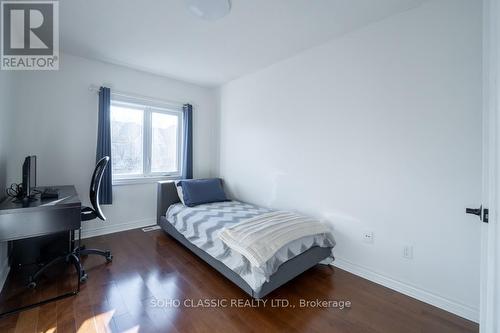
[110,105,144,175]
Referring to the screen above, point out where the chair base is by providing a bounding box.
[28,245,112,286]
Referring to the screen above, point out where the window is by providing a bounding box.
[110,99,183,184]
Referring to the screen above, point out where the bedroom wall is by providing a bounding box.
[218,0,482,321]
[8,54,219,237]
[0,71,14,289]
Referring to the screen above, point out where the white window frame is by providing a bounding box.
[110,97,184,185]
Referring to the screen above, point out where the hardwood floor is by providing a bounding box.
[0,228,478,333]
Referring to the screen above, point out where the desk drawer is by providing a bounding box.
[0,207,81,242]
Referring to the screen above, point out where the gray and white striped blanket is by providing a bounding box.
[166,201,335,292]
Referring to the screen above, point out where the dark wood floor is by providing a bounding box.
[0,228,478,333]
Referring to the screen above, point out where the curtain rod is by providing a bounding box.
[88,84,189,108]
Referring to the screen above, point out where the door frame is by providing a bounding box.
[481,0,500,332]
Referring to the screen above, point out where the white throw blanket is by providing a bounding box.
[218,211,333,268]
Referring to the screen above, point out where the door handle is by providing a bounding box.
[466,205,489,223]
[466,206,482,217]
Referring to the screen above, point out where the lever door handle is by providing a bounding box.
[466,205,489,223]
[466,206,482,217]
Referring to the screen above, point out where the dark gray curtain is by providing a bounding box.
[182,104,193,179]
[96,87,113,204]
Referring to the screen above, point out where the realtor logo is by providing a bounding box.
[1,0,59,70]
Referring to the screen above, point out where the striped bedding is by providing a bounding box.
[166,200,335,292]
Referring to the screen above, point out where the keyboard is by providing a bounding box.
[41,188,59,199]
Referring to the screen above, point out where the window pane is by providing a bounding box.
[151,112,179,173]
[111,105,144,175]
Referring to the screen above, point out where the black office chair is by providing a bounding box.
[28,156,113,287]
[74,156,113,282]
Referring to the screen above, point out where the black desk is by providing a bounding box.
[0,185,82,317]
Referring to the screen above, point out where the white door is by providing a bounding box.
[480,1,500,332]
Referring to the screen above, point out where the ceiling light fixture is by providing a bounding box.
[186,0,231,21]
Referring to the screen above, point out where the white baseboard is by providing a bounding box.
[332,257,479,323]
[0,259,9,292]
[81,218,156,239]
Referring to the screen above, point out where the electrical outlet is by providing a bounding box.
[362,231,374,244]
[403,245,413,259]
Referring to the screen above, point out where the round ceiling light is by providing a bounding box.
[186,0,231,21]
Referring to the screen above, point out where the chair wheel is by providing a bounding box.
[28,281,37,289]
[106,254,113,263]
[80,273,88,283]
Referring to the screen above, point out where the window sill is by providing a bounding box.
[113,176,180,186]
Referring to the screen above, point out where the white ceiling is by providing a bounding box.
[60,0,427,87]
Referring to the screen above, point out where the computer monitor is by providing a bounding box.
[22,155,37,199]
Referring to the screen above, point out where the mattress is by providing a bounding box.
[166,200,335,292]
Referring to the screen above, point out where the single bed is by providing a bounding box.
[157,181,335,298]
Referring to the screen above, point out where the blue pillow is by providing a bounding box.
[177,178,228,207]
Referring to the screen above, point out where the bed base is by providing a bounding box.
[157,181,332,299]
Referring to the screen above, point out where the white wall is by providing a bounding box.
[219,0,482,321]
[8,54,219,237]
[0,71,14,289]
[0,72,13,200]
